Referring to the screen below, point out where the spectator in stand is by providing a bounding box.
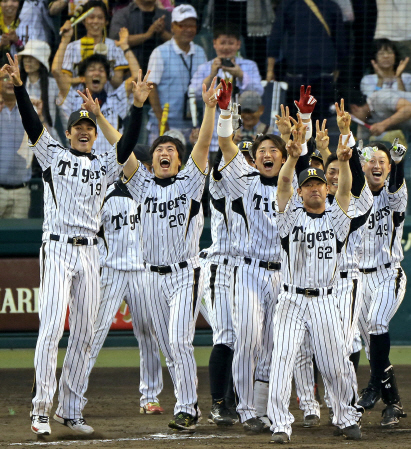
[109,0,172,74]
[53,22,140,154]
[189,22,263,157]
[361,39,411,99]
[48,0,109,30]
[349,90,411,141]
[266,0,346,123]
[0,0,24,66]
[60,0,129,88]
[146,4,206,145]
[18,40,61,140]
[0,72,35,218]
[374,0,411,72]
[233,90,273,144]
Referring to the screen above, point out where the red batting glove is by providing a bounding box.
[294,85,317,118]
[217,79,232,111]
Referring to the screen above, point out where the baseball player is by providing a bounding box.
[268,131,363,444]
[215,83,315,433]
[80,77,220,432]
[80,174,164,415]
[356,139,408,427]
[1,54,152,436]
[201,139,254,427]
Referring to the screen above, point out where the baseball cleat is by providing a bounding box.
[270,432,289,444]
[358,385,381,409]
[303,414,320,428]
[208,399,236,426]
[342,424,362,440]
[53,414,94,434]
[140,402,164,415]
[381,403,407,428]
[31,414,51,435]
[168,412,197,432]
[328,407,334,425]
[242,417,265,433]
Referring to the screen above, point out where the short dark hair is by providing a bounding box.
[324,153,338,173]
[78,54,110,78]
[368,141,392,164]
[250,134,286,160]
[82,0,109,21]
[150,136,186,165]
[373,38,400,70]
[213,22,240,40]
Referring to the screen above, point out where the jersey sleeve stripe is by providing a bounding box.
[191,156,208,175]
[61,69,73,76]
[114,65,130,71]
[219,149,239,172]
[28,127,46,147]
[387,180,406,195]
[335,196,352,219]
[122,160,140,184]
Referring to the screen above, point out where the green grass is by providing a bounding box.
[0,346,410,369]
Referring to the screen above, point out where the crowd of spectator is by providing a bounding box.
[0,0,411,219]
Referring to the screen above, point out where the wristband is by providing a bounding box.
[217,115,233,137]
[300,141,308,156]
[304,120,312,141]
[299,112,311,120]
[220,106,231,115]
[342,132,355,148]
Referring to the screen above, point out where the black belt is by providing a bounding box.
[283,284,332,297]
[0,183,26,190]
[359,263,391,274]
[244,257,281,270]
[340,272,348,278]
[149,261,188,275]
[50,234,97,246]
[200,251,207,259]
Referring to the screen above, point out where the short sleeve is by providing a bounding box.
[219,150,255,199]
[112,44,129,70]
[147,48,164,85]
[275,194,300,238]
[403,73,411,92]
[352,183,373,216]
[100,147,123,185]
[386,180,408,213]
[29,128,63,170]
[329,198,352,242]
[62,42,76,75]
[123,160,152,203]
[180,156,208,201]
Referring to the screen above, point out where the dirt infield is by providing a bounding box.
[1,365,410,448]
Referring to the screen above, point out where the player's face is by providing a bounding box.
[213,35,241,60]
[254,140,285,178]
[309,158,323,171]
[84,62,107,93]
[84,7,107,36]
[65,119,98,153]
[152,142,181,178]
[172,18,197,45]
[22,56,41,74]
[298,179,327,212]
[0,0,19,19]
[363,150,391,191]
[325,160,340,196]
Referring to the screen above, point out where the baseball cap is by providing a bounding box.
[310,149,323,163]
[172,4,197,22]
[67,110,97,130]
[237,138,253,154]
[238,91,262,113]
[133,144,151,162]
[18,40,51,71]
[298,167,327,187]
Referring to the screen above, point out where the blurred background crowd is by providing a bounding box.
[0,0,410,218]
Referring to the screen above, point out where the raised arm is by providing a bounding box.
[190,77,219,172]
[315,119,331,160]
[216,80,238,162]
[52,21,73,100]
[335,134,352,213]
[2,54,43,144]
[277,129,303,212]
[115,28,141,96]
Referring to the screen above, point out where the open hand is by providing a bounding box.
[396,57,410,78]
[275,104,291,136]
[115,27,129,49]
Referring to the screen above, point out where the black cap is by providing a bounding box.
[67,109,97,129]
[298,167,327,187]
[310,149,323,162]
[237,139,253,154]
[133,144,151,162]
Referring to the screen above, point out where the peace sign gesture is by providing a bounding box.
[1,53,22,86]
[77,88,102,117]
[315,119,329,153]
[335,98,351,135]
[132,70,154,107]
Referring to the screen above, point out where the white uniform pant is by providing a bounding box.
[202,260,236,349]
[144,263,203,417]
[268,291,361,437]
[231,263,281,422]
[81,267,162,408]
[32,240,100,419]
[294,275,363,415]
[358,264,406,359]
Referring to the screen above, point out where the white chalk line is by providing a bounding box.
[7,433,243,446]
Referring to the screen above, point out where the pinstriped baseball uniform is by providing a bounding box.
[218,149,293,423]
[358,180,407,356]
[125,156,206,418]
[31,128,122,420]
[81,181,163,409]
[267,194,362,437]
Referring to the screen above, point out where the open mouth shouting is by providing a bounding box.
[263,161,274,169]
[160,158,171,169]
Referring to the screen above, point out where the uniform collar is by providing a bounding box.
[69,148,97,160]
[153,175,177,186]
[260,175,278,186]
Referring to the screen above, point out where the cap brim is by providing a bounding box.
[299,175,326,187]
[69,117,97,128]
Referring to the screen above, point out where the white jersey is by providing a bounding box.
[220,150,297,261]
[62,38,129,79]
[359,181,407,269]
[125,156,206,265]
[31,129,121,237]
[276,195,352,287]
[98,182,144,271]
[58,84,131,155]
